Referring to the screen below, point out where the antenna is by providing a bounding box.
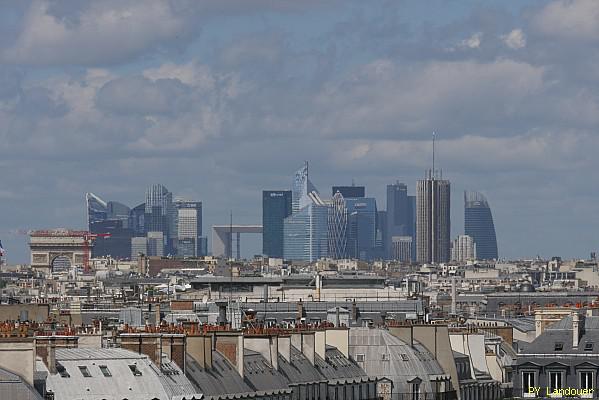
[432,131,436,179]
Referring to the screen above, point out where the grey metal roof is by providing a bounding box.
[277,346,325,384]
[315,347,366,380]
[242,349,288,392]
[0,367,43,400]
[186,352,252,396]
[41,348,200,400]
[349,327,448,394]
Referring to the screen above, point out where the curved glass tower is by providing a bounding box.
[328,191,348,259]
[464,191,498,260]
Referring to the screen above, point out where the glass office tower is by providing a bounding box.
[345,197,378,260]
[262,190,293,258]
[174,199,203,257]
[145,184,173,254]
[416,172,451,263]
[283,203,328,262]
[328,191,348,259]
[464,191,498,260]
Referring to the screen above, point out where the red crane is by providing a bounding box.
[82,232,111,272]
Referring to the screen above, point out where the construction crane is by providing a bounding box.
[82,232,111,273]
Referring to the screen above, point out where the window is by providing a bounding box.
[381,353,390,361]
[581,371,594,392]
[411,383,420,400]
[99,365,112,377]
[554,342,564,351]
[56,363,69,378]
[78,366,92,378]
[585,342,594,352]
[549,371,563,392]
[523,372,536,398]
[355,354,365,362]
[128,364,142,376]
[400,354,409,361]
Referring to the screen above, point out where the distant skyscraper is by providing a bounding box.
[345,197,378,260]
[332,185,365,198]
[416,172,451,263]
[129,203,146,236]
[146,231,164,257]
[464,191,498,260]
[283,203,328,261]
[86,193,132,259]
[131,237,147,260]
[174,199,203,257]
[451,234,476,261]
[262,190,292,258]
[391,236,412,262]
[386,182,415,260]
[292,162,318,213]
[145,184,173,254]
[328,191,348,259]
[285,163,328,261]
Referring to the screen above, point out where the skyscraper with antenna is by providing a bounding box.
[416,133,451,263]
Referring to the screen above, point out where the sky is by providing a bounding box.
[1,0,598,263]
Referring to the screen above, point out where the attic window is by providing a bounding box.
[78,366,92,378]
[401,354,410,361]
[585,343,594,351]
[355,354,365,362]
[57,363,70,378]
[129,364,142,376]
[99,365,112,377]
[382,353,390,361]
[554,342,564,351]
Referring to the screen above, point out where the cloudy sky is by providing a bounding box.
[1,0,598,262]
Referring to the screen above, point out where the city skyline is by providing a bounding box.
[2,0,599,262]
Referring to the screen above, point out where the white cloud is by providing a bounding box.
[501,29,526,49]
[3,0,191,65]
[460,32,483,49]
[533,0,599,40]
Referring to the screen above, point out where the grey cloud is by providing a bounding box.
[14,86,68,117]
[96,76,192,115]
[532,0,599,41]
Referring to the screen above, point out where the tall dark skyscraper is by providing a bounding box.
[332,185,365,198]
[465,191,498,260]
[145,184,173,254]
[86,193,133,259]
[386,182,415,260]
[345,197,378,260]
[416,172,451,263]
[262,190,292,258]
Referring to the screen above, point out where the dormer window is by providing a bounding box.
[554,342,564,351]
[585,343,594,352]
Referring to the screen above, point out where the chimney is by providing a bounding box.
[214,331,244,377]
[48,340,56,374]
[573,313,583,349]
[162,334,186,373]
[351,301,359,322]
[120,333,162,366]
[291,332,315,365]
[187,335,213,369]
[324,327,349,358]
[155,304,161,325]
[277,335,291,362]
[451,277,457,316]
[297,301,304,322]
[314,330,326,359]
[244,335,279,370]
[216,300,228,325]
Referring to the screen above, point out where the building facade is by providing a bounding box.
[416,173,451,263]
[328,191,348,259]
[332,185,365,198]
[465,191,498,260]
[386,182,415,260]
[451,235,476,262]
[174,199,203,257]
[391,236,412,262]
[262,190,293,258]
[283,203,329,262]
[345,197,378,261]
[145,184,173,255]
